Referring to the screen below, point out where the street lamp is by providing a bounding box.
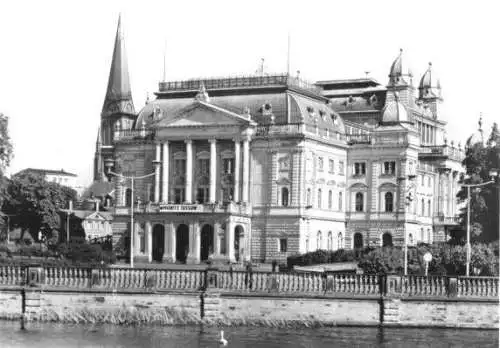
[104,157,161,268]
[463,168,499,276]
[397,174,416,276]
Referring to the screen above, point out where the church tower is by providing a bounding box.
[386,49,416,110]
[94,15,136,181]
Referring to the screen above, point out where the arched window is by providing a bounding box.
[427,199,431,217]
[306,188,311,206]
[317,189,322,208]
[421,198,425,216]
[385,192,394,212]
[317,231,322,250]
[338,192,343,211]
[281,187,289,207]
[125,188,132,207]
[355,192,364,212]
[382,233,393,247]
[409,233,414,245]
[353,233,363,249]
[337,232,343,249]
[305,238,309,252]
[328,231,333,250]
[328,190,333,209]
[420,228,424,242]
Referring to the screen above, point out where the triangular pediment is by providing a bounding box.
[157,101,254,128]
[86,212,109,221]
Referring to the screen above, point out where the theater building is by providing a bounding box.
[92,18,463,264]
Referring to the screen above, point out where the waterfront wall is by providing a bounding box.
[0,265,498,328]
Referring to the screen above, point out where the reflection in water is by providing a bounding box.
[0,321,498,348]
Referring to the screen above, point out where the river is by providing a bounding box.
[0,321,497,347]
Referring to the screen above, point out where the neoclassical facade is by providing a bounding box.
[92,18,463,264]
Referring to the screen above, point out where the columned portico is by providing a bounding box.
[209,139,217,202]
[185,139,193,203]
[162,141,169,202]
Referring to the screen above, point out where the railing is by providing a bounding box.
[158,73,322,94]
[114,129,156,141]
[254,123,346,142]
[346,134,372,144]
[1,265,498,299]
[433,214,460,225]
[419,145,465,161]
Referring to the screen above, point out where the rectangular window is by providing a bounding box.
[140,232,145,253]
[174,188,184,204]
[198,159,209,175]
[354,162,366,176]
[428,176,432,187]
[338,192,343,211]
[279,238,288,252]
[421,175,425,186]
[329,159,334,174]
[338,161,345,175]
[223,158,235,174]
[383,161,396,175]
[175,159,186,175]
[196,187,209,203]
[328,190,333,209]
[318,157,324,172]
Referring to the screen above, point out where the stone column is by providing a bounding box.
[242,137,250,202]
[162,141,169,203]
[154,143,161,203]
[187,221,200,264]
[134,221,141,256]
[226,219,235,262]
[168,222,176,262]
[209,139,217,203]
[145,221,152,263]
[234,139,241,202]
[214,221,221,256]
[185,139,193,203]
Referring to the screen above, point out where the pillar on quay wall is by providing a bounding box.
[145,221,152,263]
[185,139,193,203]
[154,143,161,203]
[209,139,217,203]
[234,139,241,202]
[242,137,250,202]
[162,141,169,203]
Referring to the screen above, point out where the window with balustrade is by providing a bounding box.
[196,187,209,203]
[174,188,184,204]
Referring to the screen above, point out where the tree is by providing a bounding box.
[2,172,77,244]
[0,113,14,231]
[456,123,500,243]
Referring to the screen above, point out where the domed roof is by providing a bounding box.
[418,62,441,99]
[467,115,485,147]
[388,49,412,86]
[381,92,410,124]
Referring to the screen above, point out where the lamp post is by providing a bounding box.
[104,158,161,268]
[397,175,416,276]
[463,168,498,276]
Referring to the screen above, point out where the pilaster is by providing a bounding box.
[234,139,241,202]
[185,139,193,203]
[162,141,169,203]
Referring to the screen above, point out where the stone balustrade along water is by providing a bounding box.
[0,265,498,299]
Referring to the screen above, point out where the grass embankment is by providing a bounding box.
[0,307,336,328]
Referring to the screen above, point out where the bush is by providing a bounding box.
[287,249,364,269]
[57,242,116,266]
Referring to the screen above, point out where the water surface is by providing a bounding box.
[0,321,497,347]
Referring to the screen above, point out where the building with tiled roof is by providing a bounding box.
[92,17,464,264]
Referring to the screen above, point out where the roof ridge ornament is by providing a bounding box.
[195,82,210,103]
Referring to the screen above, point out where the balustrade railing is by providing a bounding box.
[1,265,498,299]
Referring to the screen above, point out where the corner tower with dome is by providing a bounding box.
[93,19,464,264]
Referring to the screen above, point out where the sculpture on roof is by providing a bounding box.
[195,82,210,103]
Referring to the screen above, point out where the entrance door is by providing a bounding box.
[152,224,165,262]
[176,224,189,263]
[200,224,214,261]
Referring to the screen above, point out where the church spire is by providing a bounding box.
[101,14,135,117]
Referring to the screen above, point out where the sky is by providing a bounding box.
[0,0,499,190]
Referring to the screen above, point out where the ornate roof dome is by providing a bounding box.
[388,49,412,86]
[418,62,441,100]
[381,92,411,124]
[467,115,485,147]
